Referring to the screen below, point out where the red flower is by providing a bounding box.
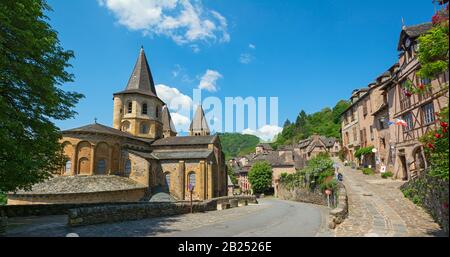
[418,84,425,90]
[435,133,442,139]
[405,92,412,97]
[441,121,448,128]
[428,143,435,149]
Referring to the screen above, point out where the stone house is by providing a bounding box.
[297,134,340,160]
[384,23,449,180]
[341,88,368,163]
[7,48,228,205]
[340,22,449,180]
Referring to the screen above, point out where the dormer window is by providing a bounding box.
[127,102,132,114]
[142,103,148,115]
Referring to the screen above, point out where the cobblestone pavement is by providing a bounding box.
[5,198,331,237]
[334,159,445,237]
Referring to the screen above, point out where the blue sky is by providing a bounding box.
[48,0,436,140]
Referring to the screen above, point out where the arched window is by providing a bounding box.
[140,123,149,134]
[121,121,130,132]
[188,172,196,190]
[127,102,132,114]
[142,103,148,115]
[165,173,171,189]
[124,159,131,175]
[65,160,72,175]
[97,159,106,174]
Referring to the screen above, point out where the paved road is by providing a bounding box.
[333,158,445,237]
[5,198,332,237]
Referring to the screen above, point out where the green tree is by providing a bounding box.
[283,119,292,128]
[0,0,83,193]
[218,133,260,160]
[227,165,238,185]
[248,161,273,194]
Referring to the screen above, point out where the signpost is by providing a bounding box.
[325,189,332,207]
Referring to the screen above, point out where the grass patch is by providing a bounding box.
[381,171,394,179]
[361,168,375,175]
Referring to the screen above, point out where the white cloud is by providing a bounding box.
[190,44,200,53]
[198,69,222,92]
[239,53,253,64]
[170,112,191,127]
[155,84,193,132]
[242,125,283,142]
[98,0,230,46]
[156,84,192,111]
[249,43,255,49]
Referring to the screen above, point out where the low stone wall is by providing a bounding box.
[328,182,348,229]
[68,195,257,227]
[7,188,147,205]
[400,172,449,234]
[0,202,136,218]
[277,185,327,206]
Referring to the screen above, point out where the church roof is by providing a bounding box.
[114,47,158,97]
[152,135,217,146]
[10,175,147,195]
[189,105,210,133]
[161,105,177,133]
[151,150,213,160]
[64,123,134,138]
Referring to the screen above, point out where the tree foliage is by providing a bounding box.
[272,100,350,148]
[0,0,84,192]
[227,165,238,185]
[248,161,273,194]
[417,24,449,79]
[218,133,260,160]
[280,154,336,192]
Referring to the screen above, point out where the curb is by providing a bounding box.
[328,182,348,229]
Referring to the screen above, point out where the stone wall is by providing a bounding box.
[0,202,135,218]
[7,188,147,205]
[277,185,327,206]
[68,195,257,227]
[328,182,348,229]
[400,172,449,234]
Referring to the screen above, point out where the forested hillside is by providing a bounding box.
[218,133,260,160]
[272,100,350,149]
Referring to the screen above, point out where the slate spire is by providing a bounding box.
[124,47,157,96]
[162,105,177,137]
[189,105,210,136]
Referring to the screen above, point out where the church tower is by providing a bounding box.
[189,105,210,136]
[161,105,177,138]
[113,47,164,139]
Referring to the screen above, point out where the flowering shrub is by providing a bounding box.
[401,79,431,96]
[419,107,449,180]
[354,146,374,160]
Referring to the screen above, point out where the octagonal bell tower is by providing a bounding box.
[113,47,164,139]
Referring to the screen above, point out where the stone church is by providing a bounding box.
[7,48,228,205]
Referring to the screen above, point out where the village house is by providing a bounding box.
[297,134,341,160]
[7,48,228,205]
[385,23,449,180]
[341,88,369,163]
[340,22,449,180]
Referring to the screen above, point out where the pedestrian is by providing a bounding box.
[333,162,339,180]
[337,172,343,182]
